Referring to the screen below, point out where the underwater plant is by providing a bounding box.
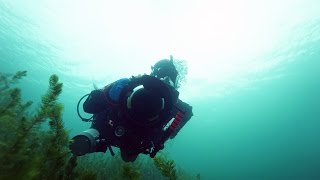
[38,74,70,179]
[0,71,73,180]
[153,155,178,180]
[74,153,141,180]
[74,152,200,180]
[122,163,141,180]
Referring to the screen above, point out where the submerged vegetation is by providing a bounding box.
[0,71,199,180]
[0,71,71,179]
[154,155,178,180]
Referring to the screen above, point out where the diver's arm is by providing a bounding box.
[148,101,193,158]
[169,99,193,139]
[70,88,108,156]
[83,77,130,114]
[71,77,132,156]
[70,112,112,156]
[83,89,108,114]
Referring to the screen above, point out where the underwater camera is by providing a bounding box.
[69,128,99,156]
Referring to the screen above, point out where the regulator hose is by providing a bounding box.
[77,94,94,122]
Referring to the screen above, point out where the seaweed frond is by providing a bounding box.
[11,70,27,82]
[0,71,71,180]
[122,163,140,180]
[153,156,178,180]
[39,74,70,179]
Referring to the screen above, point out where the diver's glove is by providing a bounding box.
[149,142,164,158]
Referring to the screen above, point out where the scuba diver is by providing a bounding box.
[69,56,193,162]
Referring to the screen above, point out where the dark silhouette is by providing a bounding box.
[70,57,193,162]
